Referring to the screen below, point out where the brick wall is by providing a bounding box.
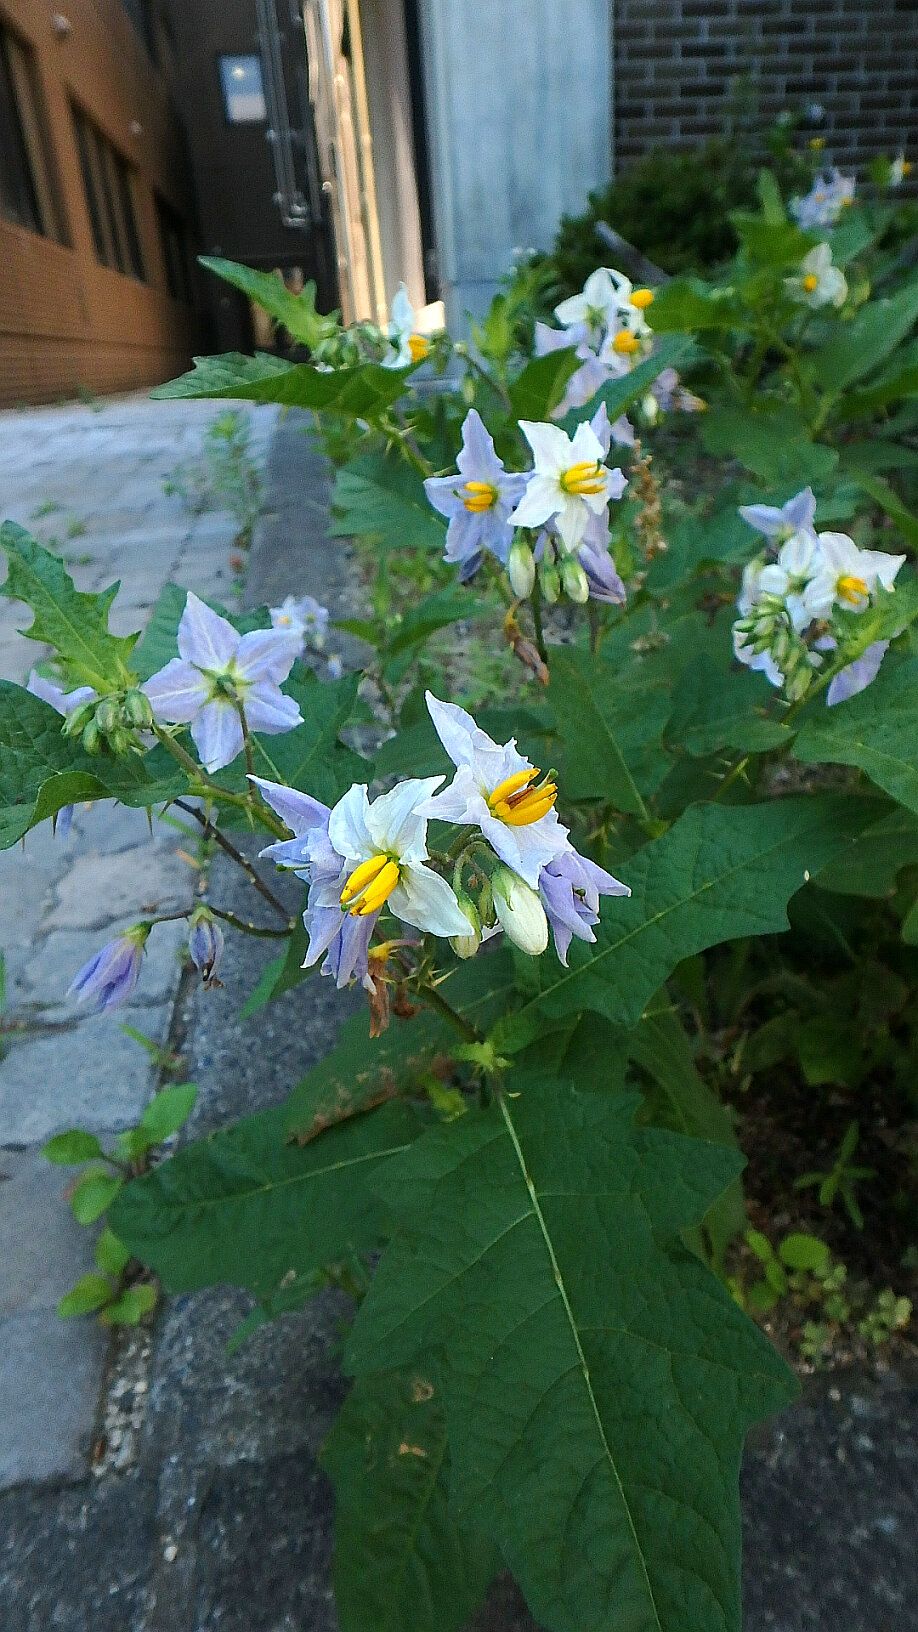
[0,0,200,407]
[614,0,917,171]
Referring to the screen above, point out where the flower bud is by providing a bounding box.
[188,908,224,988]
[123,688,153,728]
[491,866,549,956]
[449,897,482,960]
[63,701,96,738]
[560,557,589,604]
[81,718,102,755]
[507,538,535,599]
[95,698,120,735]
[539,561,561,605]
[107,725,134,757]
[785,665,814,702]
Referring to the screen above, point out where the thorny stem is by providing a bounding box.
[154,724,285,836]
[417,979,480,1043]
[235,699,256,781]
[208,905,294,939]
[529,583,548,667]
[174,799,291,920]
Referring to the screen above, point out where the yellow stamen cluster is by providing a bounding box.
[612,328,640,355]
[560,460,606,496]
[408,333,431,362]
[340,854,400,916]
[488,767,557,827]
[837,573,869,607]
[630,288,655,309]
[462,479,498,513]
[809,137,826,151]
[802,273,820,292]
[903,160,914,177]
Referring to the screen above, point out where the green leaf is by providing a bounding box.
[499,796,876,1048]
[43,1128,105,1165]
[100,1283,158,1325]
[347,1081,796,1632]
[227,671,366,808]
[794,656,918,814]
[509,347,581,419]
[547,650,663,816]
[239,915,308,1019]
[58,1273,114,1318]
[778,1233,830,1274]
[71,1169,123,1226]
[700,409,837,486]
[199,257,338,347]
[731,212,812,267]
[152,352,407,417]
[322,1371,498,1632]
[849,472,918,547]
[665,656,791,757]
[94,1227,131,1277]
[646,280,737,334]
[556,336,695,434]
[814,805,918,896]
[330,449,447,552]
[110,1100,424,1296]
[284,1009,447,1141]
[131,581,188,679]
[140,1082,198,1141]
[0,523,137,690]
[808,278,918,395]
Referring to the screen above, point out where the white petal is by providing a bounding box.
[507,475,561,531]
[425,692,489,769]
[327,783,372,860]
[418,769,490,826]
[390,865,472,937]
[249,775,330,835]
[364,775,444,859]
[243,686,303,735]
[177,591,238,670]
[568,422,605,465]
[553,293,589,327]
[191,699,244,772]
[235,628,301,684]
[553,497,589,553]
[143,659,210,724]
[480,808,569,888]
[518,420,573,475]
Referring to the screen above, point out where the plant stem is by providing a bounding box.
[208,905,295,938]
[153,723,284,835]
[235,700,255,781]
[417,979,480,1043]
[529,584,548,667]
[174,799,291,919]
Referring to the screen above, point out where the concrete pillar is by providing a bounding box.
[416,0,612,330]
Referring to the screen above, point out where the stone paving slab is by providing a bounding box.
[0,392,275,1490]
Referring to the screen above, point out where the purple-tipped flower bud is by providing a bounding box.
[69,925,149,1014]
[188,908,224,988]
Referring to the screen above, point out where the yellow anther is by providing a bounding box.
[560,460,606,496]
[841,195,854,207]
[802,273,820,292]
[837,573,869,606]
[809,137,825,151]
[612,328,640,355]
[903,160,914,176]
[630,288,654,309]
[340,853,400,916]
[408,333,431,362]
[462,480,498,513]
[488,767,557,826]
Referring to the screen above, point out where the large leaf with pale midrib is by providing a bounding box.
[110,1099,424,1296]
[322,1370,499,1632]
[152,352,407,417]
[794,655,918,815]
[347,1081,796,1632]
[497,796,876,1048]
[0,523,137,690]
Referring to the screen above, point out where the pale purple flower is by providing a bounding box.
[252,772,469,990]
[534,325,639,423]
[509,420,628,554]
[790,169,855,229]
[142,592,302,773]
[578,540,627,605]
[821,638,890,706]
[69,926,148,1014]
[538,845,631,966]
[424,410,527,579]
[418,693,569,887]
[188,910,224,987]
[270,595,330,649]
[738,488,817,544]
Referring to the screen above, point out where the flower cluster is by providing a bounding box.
[252,692,628,991]
[733,488,905,704]
[790,168,855,229]
[269,594,330,650]
[535,266,654,422]
[425,404,628,607]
